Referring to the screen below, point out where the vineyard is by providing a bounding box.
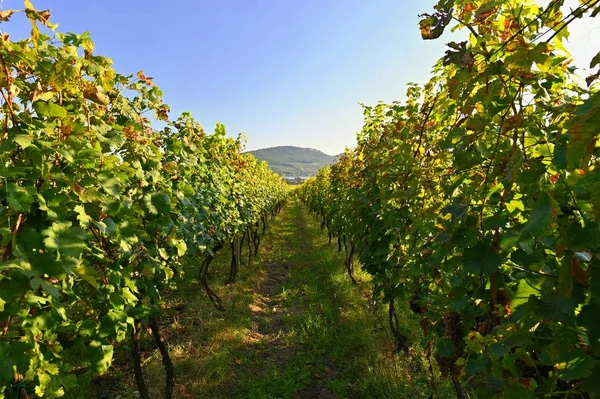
[301,0,600,398]
[1,0,600,398]
[0,3,287,398]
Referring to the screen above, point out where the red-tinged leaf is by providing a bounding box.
[567,92,600,171]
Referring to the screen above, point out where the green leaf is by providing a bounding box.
[466,116,488,131]
[553,143,567,170]
[463,242,501,276]
[122,288,138,304]
[444,201,467,220]
[502,353,518,376]
[13,134,34,148]
[579,304,600,349]
[0,342,31,383]
[488,343,509,358]
[523,193,558,236]
[119,239,132,253]
[100,177,120,197]
[465,355,488,375]
[557,255,573,299]
[503,386,534,399]
[33,101,67,118]
[88,341,114,374]
[152,192,171,214]
[437,338,455,358]
[500,231,519,251]
[74,262,99,288]
[98,310,130,342]
[109,292,124,308]
[175,239,187,257]
[581,362,600,393]
[454,150,481,170]
[144,193,158,215]
[7,185,35,212]
[555,350,595,381]
[42,221,88,258]
[30,276,60,297]
[23,293,50,306]
[567,222,600,251]
[55,305,67,321]
[510,277,543,310]
[159,247,169,260]
[74,205,93,228]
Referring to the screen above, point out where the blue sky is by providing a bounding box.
[1,0,598,154]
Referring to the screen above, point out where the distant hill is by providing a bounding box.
[247,146,337,177]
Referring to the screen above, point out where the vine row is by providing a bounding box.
[301,0,600,397]
[0,3,287,398]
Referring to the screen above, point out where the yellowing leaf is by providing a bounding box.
[0,10,16,22]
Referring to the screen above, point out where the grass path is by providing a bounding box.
[71,196,456,398]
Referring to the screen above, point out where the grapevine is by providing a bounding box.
[0,3,287,398]
[301,0,600,396]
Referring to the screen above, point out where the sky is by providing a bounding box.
[1,0,598,155]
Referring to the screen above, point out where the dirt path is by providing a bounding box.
[98,196,448,399]
[236,198,337,398]
[246,258,295,373]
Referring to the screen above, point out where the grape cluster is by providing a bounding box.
[435,312,465,378]
[410,290,424,314]
[444,312,464,357]
[434,353,455,378]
